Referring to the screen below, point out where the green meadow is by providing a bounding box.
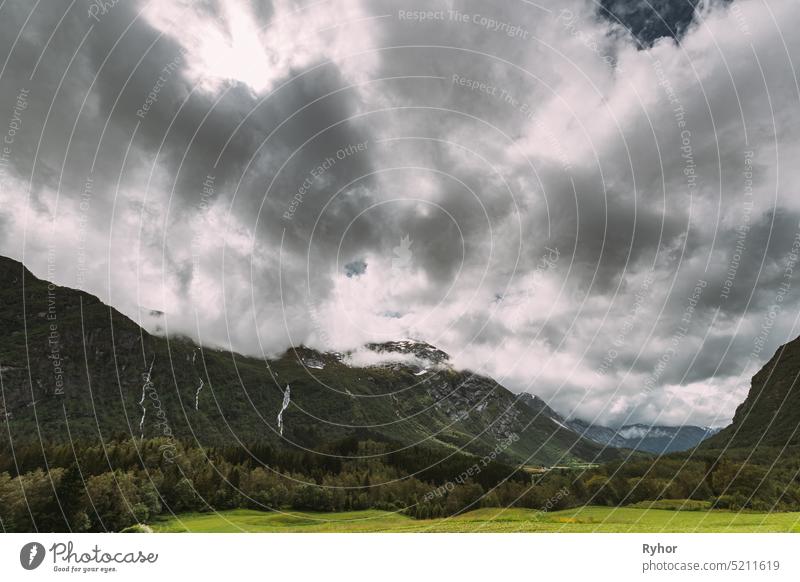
[149,506,800,533]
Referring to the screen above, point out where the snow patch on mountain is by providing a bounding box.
[345,340,451,373]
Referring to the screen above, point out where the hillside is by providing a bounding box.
[703,335,800,450]
[0,255,616,466]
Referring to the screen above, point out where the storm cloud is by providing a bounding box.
[1,0,799,428]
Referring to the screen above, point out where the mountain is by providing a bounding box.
[703,334,800,450]
[515,394,718,454]
[0,255,617,466]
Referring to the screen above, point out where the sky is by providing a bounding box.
[0,0,799,428]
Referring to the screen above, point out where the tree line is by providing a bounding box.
[2,438,799,532]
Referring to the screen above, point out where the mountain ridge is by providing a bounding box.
[703,333,800,450]
[0,254,618,466]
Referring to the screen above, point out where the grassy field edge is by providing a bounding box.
[147,506,800,533]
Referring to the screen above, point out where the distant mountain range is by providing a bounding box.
[515,393,720,454]
[563,420,720,455]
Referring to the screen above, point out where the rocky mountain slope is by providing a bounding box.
[0,255,617,466]
[703,334,800,450]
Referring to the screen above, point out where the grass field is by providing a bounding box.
[149,506,800,533]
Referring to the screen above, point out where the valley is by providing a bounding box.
[2,254,800,533]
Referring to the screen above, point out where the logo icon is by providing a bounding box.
[20,542,45,570]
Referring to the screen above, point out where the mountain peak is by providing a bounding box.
[364,339,450,364]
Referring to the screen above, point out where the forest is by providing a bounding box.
[3,436,799,532]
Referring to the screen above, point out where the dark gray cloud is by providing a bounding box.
[599,0,703,47]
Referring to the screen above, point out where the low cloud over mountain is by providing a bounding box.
[1,0,799,428]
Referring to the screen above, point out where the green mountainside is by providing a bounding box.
[0,255,616,466]
[703,335,800,450]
